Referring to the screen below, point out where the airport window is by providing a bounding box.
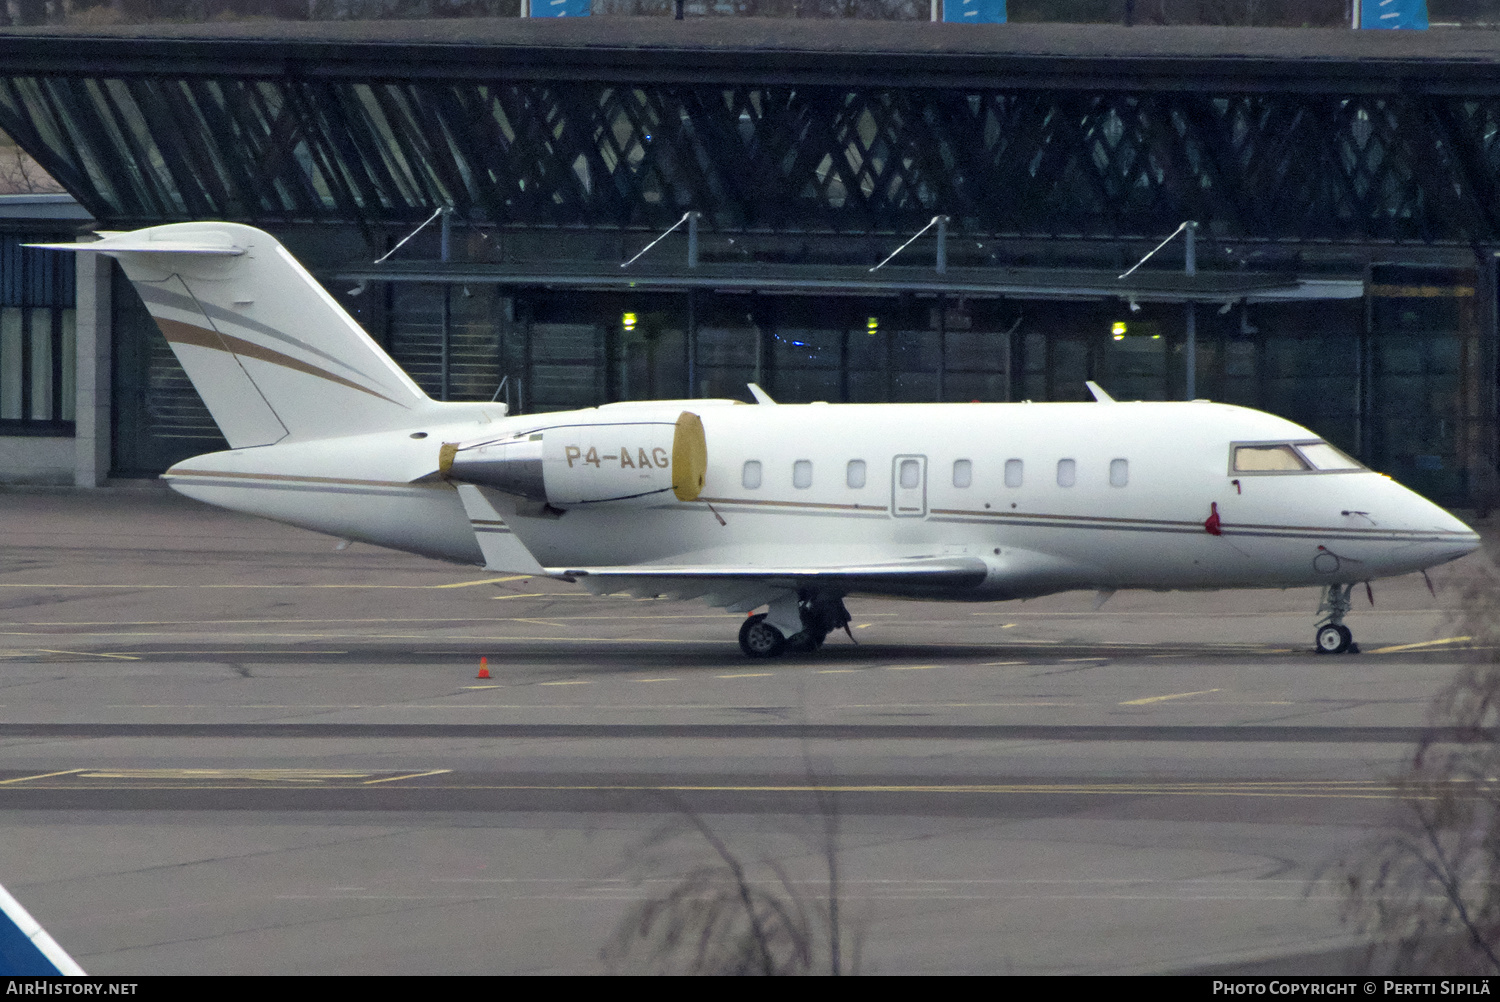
[1056,458,1076,487]
[1233,444,1309,473]
[1004,458,1023,488]
[0,307,75,430]
[846,459,866,489]
[899,458,921,489]
[0,238,77,434]
[952,459,972,488]
[742,460,762,489]
[1297,442,1364,471]
[793,459,813,489]
[1109,458,1129,487]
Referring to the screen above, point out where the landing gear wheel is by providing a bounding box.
[739,614,786,659]
[1314,585,1356,655]
[1316,623,1352,655]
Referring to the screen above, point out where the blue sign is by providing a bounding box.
[532,0,591,16]
[1360,0,1428,29]
[943,0,1006,24]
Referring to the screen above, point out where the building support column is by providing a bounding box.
[439,208,451,401]
[1184,221,1198,401]
[1475,249,1499,511]
[686,288,697,397]
[73,238,111,487]
[936,292,947,402]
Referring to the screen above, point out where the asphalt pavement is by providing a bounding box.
[0,484,1491,974]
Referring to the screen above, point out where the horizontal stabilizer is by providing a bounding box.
[29,230,243,255]
[0,881,85,976]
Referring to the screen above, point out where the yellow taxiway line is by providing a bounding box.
[1120,689,1221,706]
[0,769,86,786]
[1369,636,1473,654]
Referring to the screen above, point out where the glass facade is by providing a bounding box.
[1368,266,1488,503]
[0,234,75,436]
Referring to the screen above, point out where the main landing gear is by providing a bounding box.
[1314,583,1359,655]
[738,591,852,659]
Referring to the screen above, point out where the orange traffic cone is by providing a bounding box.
[476,656,491,680]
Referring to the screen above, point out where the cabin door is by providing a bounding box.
[891,455,928,518]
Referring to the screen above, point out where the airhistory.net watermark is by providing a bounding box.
[5,983,138,995]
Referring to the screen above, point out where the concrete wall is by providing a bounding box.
[74,237,110,486]
[0,434,72,484]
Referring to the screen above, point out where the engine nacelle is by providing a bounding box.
[440,411,706,508]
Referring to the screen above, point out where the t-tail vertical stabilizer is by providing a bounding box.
[0,881,85,976]
[33,224,431,446]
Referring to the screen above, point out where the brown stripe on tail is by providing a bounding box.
[152,317,405,407]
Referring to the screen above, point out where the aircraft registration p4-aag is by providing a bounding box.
[40,223,1481,657]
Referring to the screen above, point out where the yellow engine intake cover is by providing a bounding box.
[672,411,707,502]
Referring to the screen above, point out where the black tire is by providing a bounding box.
[784,630,826,654]
[739,613,786,658]
[1315,624,1351,654]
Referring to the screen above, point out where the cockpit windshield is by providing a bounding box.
[1232,441,1366,475]
[1296,442,1363,471]
[1233,444,1307,472]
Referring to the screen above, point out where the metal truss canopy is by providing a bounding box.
[0,21,1499,246]
[331,260,1363,303]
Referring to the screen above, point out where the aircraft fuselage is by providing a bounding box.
[162,397,1478,602]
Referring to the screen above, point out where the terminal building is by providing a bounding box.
[0,17,1495,507]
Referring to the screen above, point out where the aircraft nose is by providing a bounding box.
[1410,494,1481,562]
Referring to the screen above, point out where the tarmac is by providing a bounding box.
[0,483,1492,974]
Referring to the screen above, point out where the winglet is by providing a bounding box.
[1085,381,1116,403]
[0,881,85,976]
[454,484,547,575]
[747,383,777,405]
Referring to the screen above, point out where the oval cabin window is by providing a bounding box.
[1110,458,1128,487]
[793,460,813,489]
[899,459,921,489]
[1004,458,1023,488]
[742,460,762,489]
[952,459,972,488]
[1056,458,1076,488]
[846,460,866,489]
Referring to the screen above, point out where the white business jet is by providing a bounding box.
[41,223,1480,657]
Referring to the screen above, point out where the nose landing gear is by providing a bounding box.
[1315,622,1354,654]
[1314,583,1359,654]
[737,591,852,659]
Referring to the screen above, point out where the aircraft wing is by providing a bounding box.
[557,556,990,612]
[0,881,85,976]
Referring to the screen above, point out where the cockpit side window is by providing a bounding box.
[1233,444,1310,473]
